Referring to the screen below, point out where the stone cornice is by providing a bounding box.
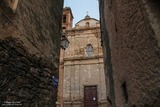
[66,27,100,32]
[64,55,103,61]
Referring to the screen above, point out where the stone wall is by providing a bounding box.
[99,0,160,107]
[0,0,63,59]
[0,0,63,106]
[63,60,106,107]
[65,28,103,58]
[58,17,107,107]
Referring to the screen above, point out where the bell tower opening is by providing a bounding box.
[62,7,74,29]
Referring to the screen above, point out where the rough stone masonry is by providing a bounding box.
[0,0,63,106]
[99,0,160,107]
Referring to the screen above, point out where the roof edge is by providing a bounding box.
[63,7,74,19]
[75,18,99,26]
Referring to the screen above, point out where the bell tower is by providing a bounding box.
[62,7,74,30]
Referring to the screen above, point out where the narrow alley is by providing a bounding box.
[0,0,160,107]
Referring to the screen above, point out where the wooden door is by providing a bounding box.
[84,86,98,107]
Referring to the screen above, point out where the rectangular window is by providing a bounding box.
[122,82,128,103]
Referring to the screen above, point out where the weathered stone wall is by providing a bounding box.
[65,28,103,58]
[0,37,58,106]
[143,0,160,47]
[100,0,160,107]
[0,0,63,106]
[58,17,107,107]
[63,61,106,107]
[0,0,62,59]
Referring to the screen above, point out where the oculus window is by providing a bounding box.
[86,44,93,57]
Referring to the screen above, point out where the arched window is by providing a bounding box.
[86,44,93,57]
[85,22,90,27]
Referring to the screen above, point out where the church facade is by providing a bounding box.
[57,7,107,107]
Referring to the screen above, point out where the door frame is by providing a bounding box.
[84,85,98,107]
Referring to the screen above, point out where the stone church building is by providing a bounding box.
[57,7,107,107]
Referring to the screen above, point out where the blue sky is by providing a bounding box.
[64,0,99,26]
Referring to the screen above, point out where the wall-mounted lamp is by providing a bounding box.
[61,31,70,50]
